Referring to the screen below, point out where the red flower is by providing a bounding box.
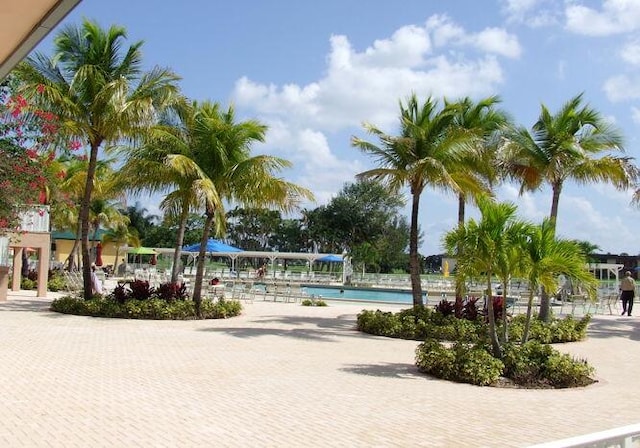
[69,140,82,151]
[37,84,45,94]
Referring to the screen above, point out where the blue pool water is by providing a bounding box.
[302,285,425,304]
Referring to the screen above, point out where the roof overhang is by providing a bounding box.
[0,0,82,80]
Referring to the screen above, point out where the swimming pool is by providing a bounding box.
[301,284,426,305]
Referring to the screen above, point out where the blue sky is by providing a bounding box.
[33,0,640,256]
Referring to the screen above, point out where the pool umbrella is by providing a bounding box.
[95,242,103,266]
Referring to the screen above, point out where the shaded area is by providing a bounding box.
[199,313,391,343]
[586,317,640,341]
[340,362,425,380]
[198,325,345,341]
[252,313,359,331]
[0,299,53,313]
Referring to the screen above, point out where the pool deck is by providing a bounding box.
[1,290,639,447]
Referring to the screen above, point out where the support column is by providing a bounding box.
[0,266,9,301]
[37,244,50,298]
[11,247,23,291]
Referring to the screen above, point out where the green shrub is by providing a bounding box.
[358,308,483,342]
[501,340,595,388]
[502,341,553,386]
[453,342,504,386]
[47,274,66,292]
[544,353,595,388]
[357,310,402,337]
[21,278,36,290]
[415,339,456,379]
[415,340,503,386]
[50,296,242,320]
[509,314,591,343]
[301,298,328,307]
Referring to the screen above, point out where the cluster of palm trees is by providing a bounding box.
[14,19,312,313]
[353,92,639,324]
[10,18,640,324]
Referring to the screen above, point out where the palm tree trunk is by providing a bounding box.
[170,204,190,283]
[501,279,509,343]
[521,289,535,344]
[409,192,423,308]
[80,141,101,300]
[65,220,82,271]
[192,209,214,317]
[485,275,501,358]
[456,193,466,300]
[113,246,121,275]
[539,183,562,322]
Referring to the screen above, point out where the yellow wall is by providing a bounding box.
[53,239,123,268]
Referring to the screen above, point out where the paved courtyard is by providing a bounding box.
[1,290,639,447]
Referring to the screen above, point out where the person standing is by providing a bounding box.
[620,271,636,316]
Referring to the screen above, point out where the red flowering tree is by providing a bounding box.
[0,77,54,234]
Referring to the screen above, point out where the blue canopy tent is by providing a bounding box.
[182,239,243,273]
[316,254,343,263]
[183,239,243,253]
[315,254,344,275]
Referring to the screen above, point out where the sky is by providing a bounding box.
[31,0,640,256]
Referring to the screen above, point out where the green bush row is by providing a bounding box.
[301,299,328,307]
[50,296,242,320]
[415,339,595,388]
[19,271,66,292]
[357,308,590,344]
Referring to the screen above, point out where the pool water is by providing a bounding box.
[302,285,425,304]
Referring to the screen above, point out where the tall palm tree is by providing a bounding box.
[121,101,234,284]
[352,93,481,307]
[446,96,510,299]
[443,196,530,357]
[16,19,180,299]
[187,102,312,315]
[122,100,313,314]
[501,93,638,320]
[520,219,597,343]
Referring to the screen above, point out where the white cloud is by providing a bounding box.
[621,40,640,65]
[426,15,522,58]
[234,15,514,133]
[566,0,640,36]
[632,106,640,124]
[603,74,640,102]
[501,0,561,27]
[232,14,520,249]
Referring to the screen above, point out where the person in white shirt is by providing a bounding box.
[91,264,103,295]
[620,271,635,317]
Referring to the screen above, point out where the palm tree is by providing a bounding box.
[520,219,597,343]
[352,93,480,307]
[501,93,638,320]
[122,100,313,315]
[446,96,510,299]
[443,196,530,357]
[186,102,312,315]
[16,19,180,299]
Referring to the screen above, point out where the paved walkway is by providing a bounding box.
[0,291,639,447]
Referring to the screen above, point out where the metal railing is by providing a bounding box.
[529,423,640,448]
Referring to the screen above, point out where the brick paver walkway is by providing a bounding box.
[0,290,639,447]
